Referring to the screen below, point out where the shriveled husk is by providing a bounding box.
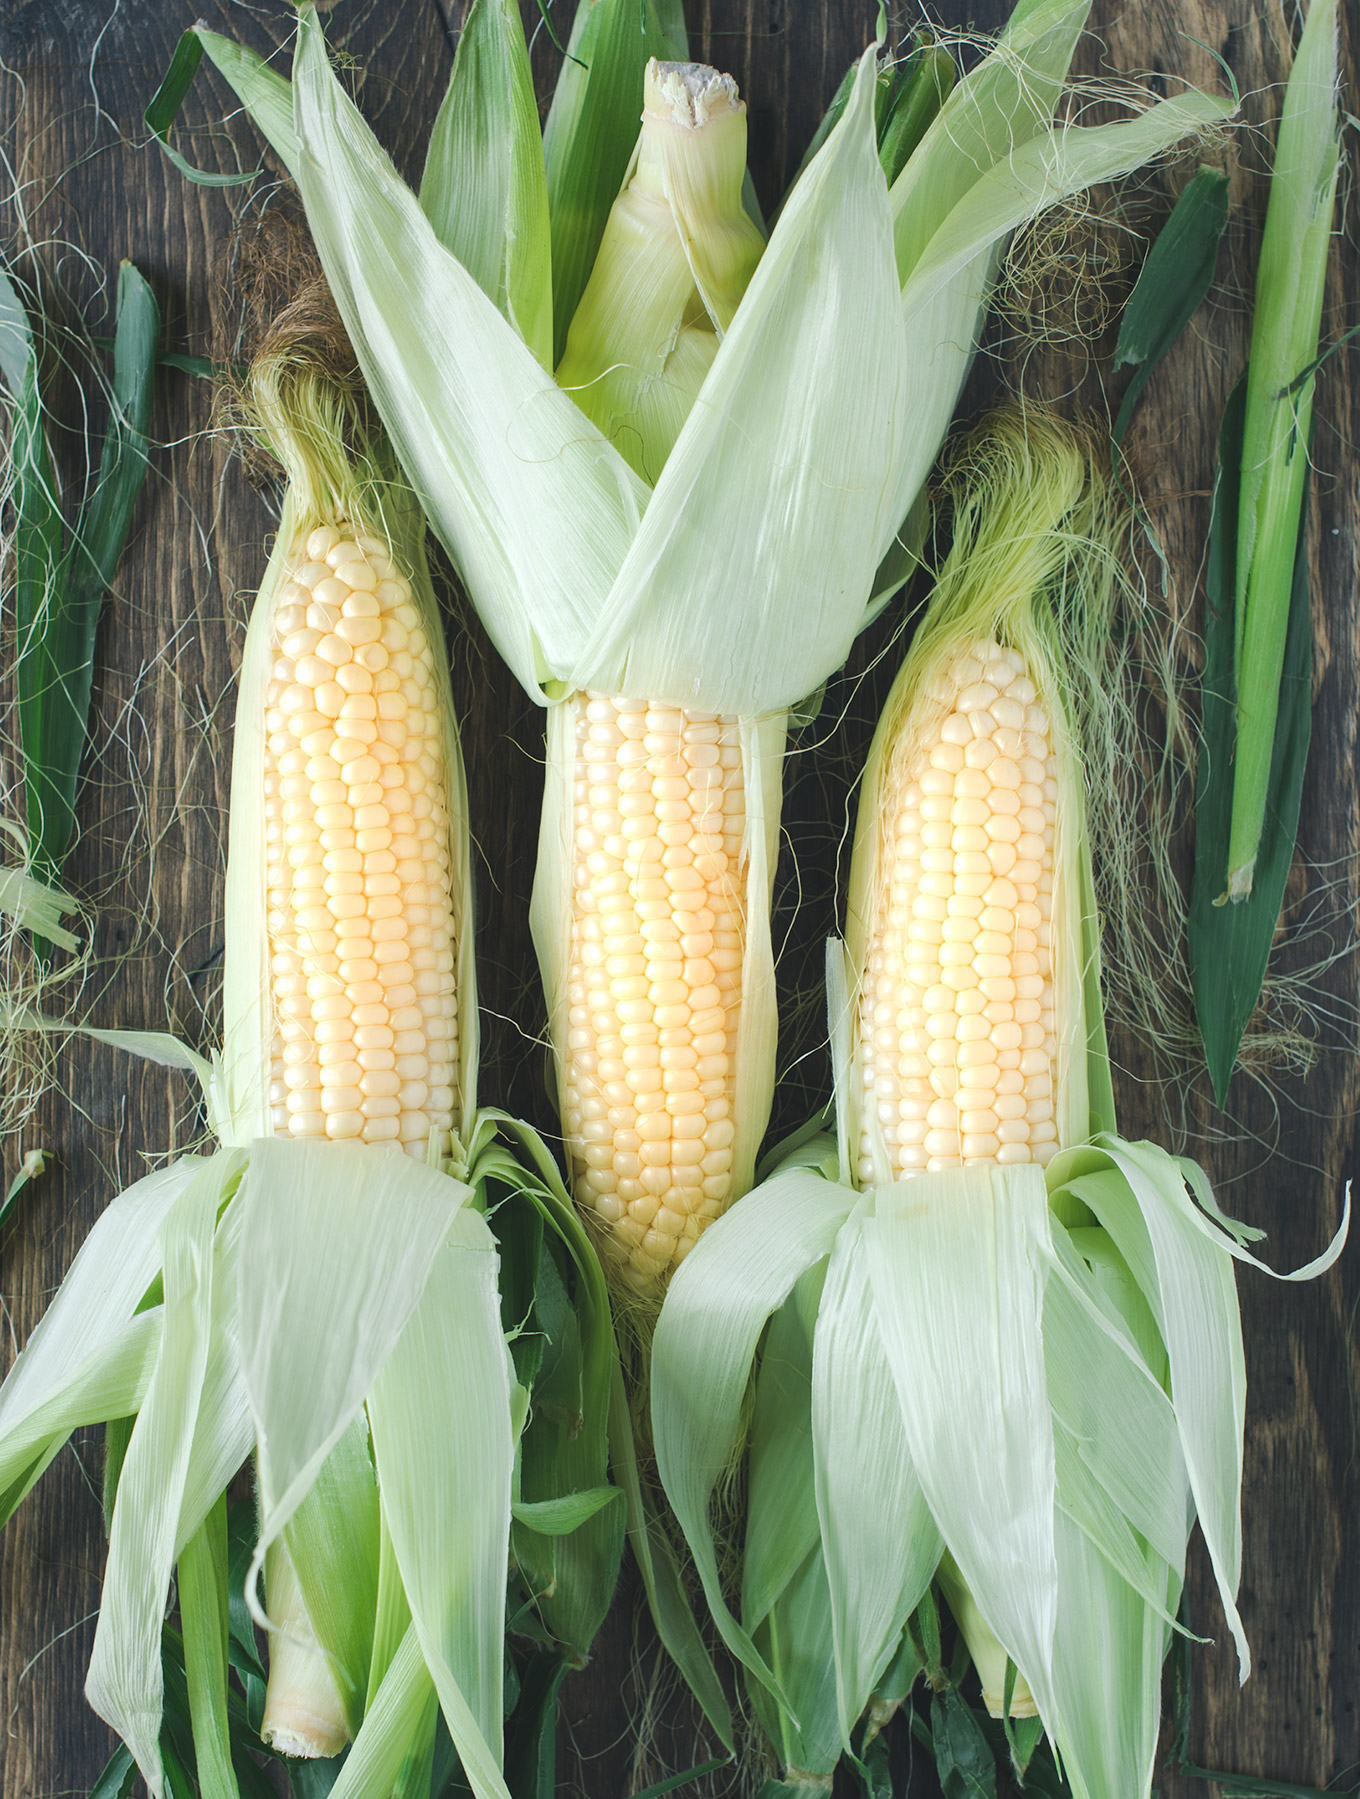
[651,412,1348,1797]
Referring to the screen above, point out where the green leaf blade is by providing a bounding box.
[1111,165,1230,446]
[1189,380,1313,1102]
[1226,0,1339,895]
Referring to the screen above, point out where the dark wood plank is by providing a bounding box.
[0,2,1356,1795]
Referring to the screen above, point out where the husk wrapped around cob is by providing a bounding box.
[179,0,1231,1306]
[650,409,1347,1797]
[0,295,621,1799]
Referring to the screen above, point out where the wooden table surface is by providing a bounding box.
[1,0,1356,1794]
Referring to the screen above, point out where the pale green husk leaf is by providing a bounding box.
[85,1154,227,1796]
[743,1275,823,1630]
[202,8,1226,727]
[890,0,1091,279]
[1051,1507,1174,1799]
[0,1157,193,1446]
[744,1276,843,1784]
[812,1205,940,1743]
[235,1138,470,1572]
[881,87,1234,555]
[0,866,79,950]
[865,1167,1061,1725]
[367,1205,516,1791]
[419,0,552,368]
[177,1499,235,1799]
[174,1185,254,1555]
[650,1163,855,1691]
[562,47,907,714]
[329,1624,435,1799]
[283,1416,381,1735]
[286,7,647,702]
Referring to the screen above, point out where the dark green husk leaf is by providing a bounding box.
[87,1744,138,1799]
[1189,378,1313,1104]
[930,1687,997,1799]
[878,43,956,186]
[145,31,265,186]
[501,1649,569,1799]
[1112,166,1230,446]
[631,1758,732,1798]
[5,259,158,943]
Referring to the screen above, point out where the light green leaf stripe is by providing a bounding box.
[178,1498,237,1799]
[329,1624,436,1799]
[368,1208,515,1785]
[1227,0,1340,896]
[235,1138,468,1579]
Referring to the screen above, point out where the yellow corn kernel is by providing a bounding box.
[856,639,1059,1183]
[562,692,746,1286]
[263,521,458,1160]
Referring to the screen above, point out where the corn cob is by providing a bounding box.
[261,517,460,1156]
[562,695,748,1282]
[853,640,1060,1181]
[543,62,772,1293]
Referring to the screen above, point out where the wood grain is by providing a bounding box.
[0,1,1356,1794]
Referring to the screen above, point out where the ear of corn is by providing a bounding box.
[0,343,527,1799]
[220,352,477,1159]
[650,411,1334,1799]
[534,699,783,1289]
[223,494,471,1159]
[844,437,1097,1184]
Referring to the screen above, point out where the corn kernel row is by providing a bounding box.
[857,639,1059,1182]
[262,522,459,1157]
[562,694,747,1287]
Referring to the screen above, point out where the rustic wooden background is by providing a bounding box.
[1,0,1357,1794]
